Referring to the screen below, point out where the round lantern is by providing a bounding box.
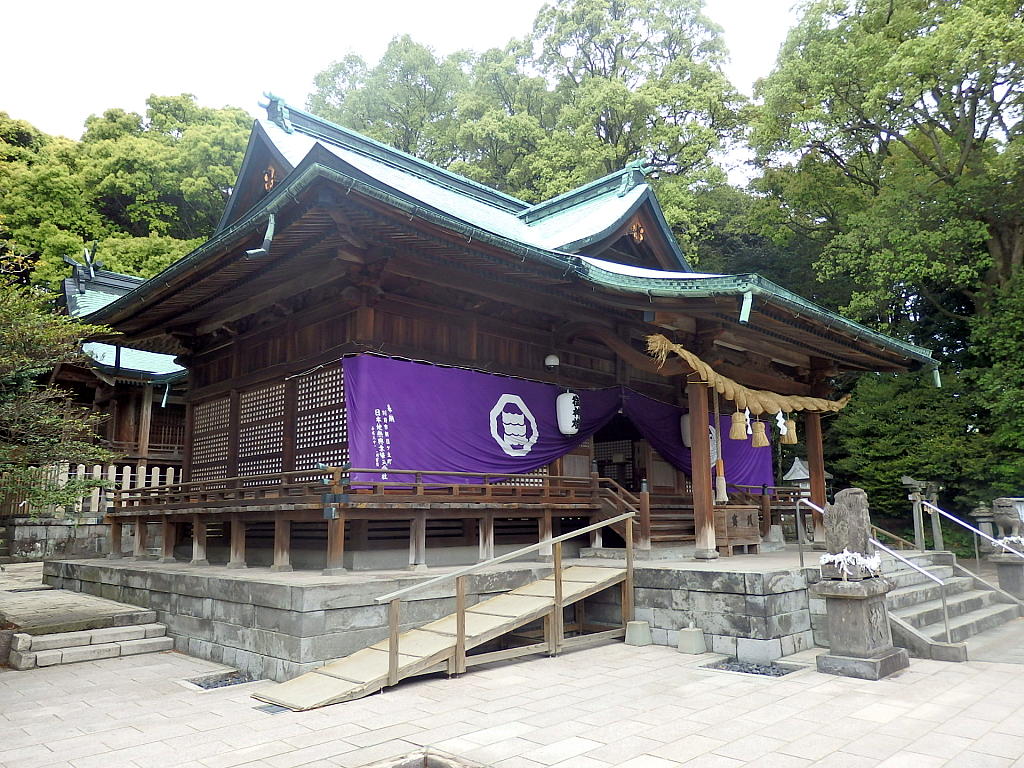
[556,391,581,435]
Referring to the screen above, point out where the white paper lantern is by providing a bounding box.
[557,392,581,435]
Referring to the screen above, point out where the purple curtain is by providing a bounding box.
[621,389,775,488]
[342,355,621,483]
[342,355,774,487]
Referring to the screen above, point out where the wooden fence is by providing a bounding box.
[0,463,179,519]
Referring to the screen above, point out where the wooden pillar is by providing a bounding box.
[408,512,427,571]
[107,518,123,559]
[478,513,495,562]
[687,381,718,559]
[181,401,194,482]
[131,517,149,560]
[805,412,827,543]
[227,515,246,568]
[272,515,292,572]
[191,515,209,565]
[136,383,154,469]
[159,519,176,563]
[539,510,553,560]
[638,491,652,550]
[324,513,346,574]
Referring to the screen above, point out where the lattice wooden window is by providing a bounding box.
[238,382,285,480]
[191,396,230,481]
[295,365,348,472]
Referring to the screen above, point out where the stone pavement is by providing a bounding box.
[4,644,1024,767]
[0,563,48,594]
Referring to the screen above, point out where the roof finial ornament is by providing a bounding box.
[617,158,651,197]
[260,92,294,134]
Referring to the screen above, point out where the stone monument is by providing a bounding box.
[811,487,910,680]
[989,497,1024,598]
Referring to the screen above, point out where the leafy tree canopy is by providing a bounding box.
[0,95,249,286]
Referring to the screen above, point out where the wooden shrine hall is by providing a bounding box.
[88,96,936,572]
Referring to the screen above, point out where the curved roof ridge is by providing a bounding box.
[519,161,649,224]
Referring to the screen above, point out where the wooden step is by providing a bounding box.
[252,565,628,711]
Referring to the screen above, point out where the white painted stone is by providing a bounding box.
[30,630,93,651]
[34,649,63,667]
[625,620,653,646]
[119,637,173,656]
[736,637,783,664]
[60,642,120,663]
[677,627,707,654]
[90,625,146,644]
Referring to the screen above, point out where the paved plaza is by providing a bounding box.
[3,642,1024,767]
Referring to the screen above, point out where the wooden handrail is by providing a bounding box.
[870,524,917,551]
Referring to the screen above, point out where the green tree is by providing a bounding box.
[0,95,249,286]
[751,0,1024,509]
[0,281,114,511]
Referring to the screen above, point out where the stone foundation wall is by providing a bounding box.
[590,565,821,663]
[3,518,142,560]
[44,560,551,681]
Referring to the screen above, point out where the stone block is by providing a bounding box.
[142,624,166,638]
[634,588,673,609]
[765,610,812,638]
[685,570,746,594]
[251,628,303,660]
[688,591,748,614]
[809,597,826,616]
[61,642,120,663]
[31,630,92,651]
[256,606,326,636]
[765,571,809,594]
[711,634,736,656]
[148,591,173,613]
[816,648,909,680]
[635,568,687,590]
[172,635,190,653]
[211,621,257,650]
[766,591,809,615]
[745,595,768,617]
[113,610,155,626]
[8,650,37,670]
[11,633,32,651]
[187,638,215,659]
[780,630,816,657]
[652,608,692,631]
[736,637,783,664]
[744,573,765,594]
[211,600,255,627]
[650,627,670,646]
[633,607,655,625]
[690,611,751,637]
[173,594,213,619]
[90,626,146,644]
[625,621,653,646]
[34,649,63,667]
[164,614,214,642]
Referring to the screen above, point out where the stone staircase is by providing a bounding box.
[882,552,1023,661]
[8,621,173,670]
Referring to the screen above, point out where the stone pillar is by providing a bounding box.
[970,503,996,552]
[811,487,909,680]
[991,554,1024,600]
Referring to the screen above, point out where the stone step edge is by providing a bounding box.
[8,636,174,670]
[920,603,1021,642]
[891,590,1001,625]
[11,623,167,653]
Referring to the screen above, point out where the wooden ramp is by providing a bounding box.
[252,565,627,711]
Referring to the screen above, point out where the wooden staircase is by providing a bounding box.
[252,511,637,712]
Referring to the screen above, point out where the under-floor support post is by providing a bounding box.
[408,512,427,571]
[478,513,495,562]
[191,515,209,566]
[539,510,553,561]
[227,514,246,569]
[324,513,346,575]
[159,519,176,563]
[272,516,292,572]
[131,517,149,560]
[107,518,123,559]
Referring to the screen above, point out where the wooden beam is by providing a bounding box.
[325,513,346,574]
[159,519,176,563]
[131,517,149,560]
[136,384,154,468]
[227,514,247,569]
[272,515,292,572]
[191,515,209,565]
[688,381,717,559]
[107,518,123,559]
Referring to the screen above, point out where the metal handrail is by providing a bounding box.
[922,500,1024,565]
[870,537,952,644]
[375,510,635,604]
[795,498,824,568]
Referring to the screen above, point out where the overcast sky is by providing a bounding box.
[5,1,797,185]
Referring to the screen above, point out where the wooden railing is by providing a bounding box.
[113,466,608,514]
[374,510,636,683]
[870,524,917,551]
[2,462,181,518]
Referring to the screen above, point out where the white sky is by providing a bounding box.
[4,0,797,179]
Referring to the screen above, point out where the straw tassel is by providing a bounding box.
[751,420,770,448]
[714,459,729,503]
[781,415,799,445]
[729,410,747,440]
